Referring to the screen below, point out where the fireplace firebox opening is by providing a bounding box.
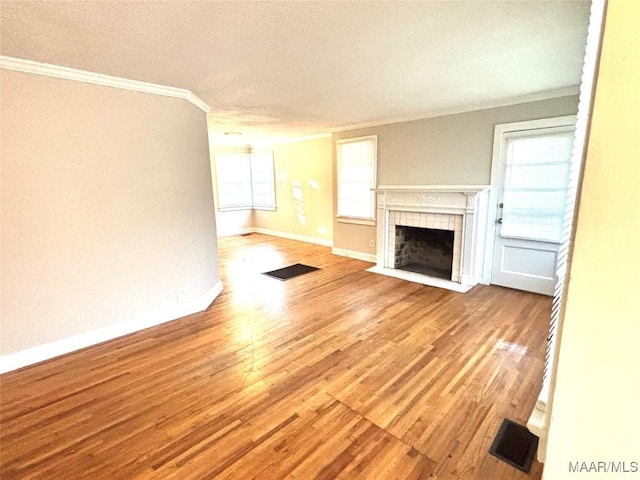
[394,226,454,280]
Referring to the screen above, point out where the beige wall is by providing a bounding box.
[544,1,640,477]
[214,209,254,237]
[332,96,579,254]
[208,137,333,245]
[336,96,579,186]
[253,137,333,244]
[0,70,220,356]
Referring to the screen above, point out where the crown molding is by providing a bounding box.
[331,86,580,133]
[0,56,210,113]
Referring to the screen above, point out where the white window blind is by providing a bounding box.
[215,153,253,210]
[250,152,276,210]
[501,131,575,243]
[215,151,276,211]
[337,136,377,220]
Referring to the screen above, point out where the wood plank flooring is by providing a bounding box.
[0,234,550,479]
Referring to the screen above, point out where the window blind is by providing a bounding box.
[250,152,276,209]
[337,136,377,219]
[501,131,575,243]
[215,152,253,210]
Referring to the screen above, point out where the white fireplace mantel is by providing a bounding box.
[372,185,490,291]
[375,184,489,192]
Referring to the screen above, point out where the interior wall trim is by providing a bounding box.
[331,247,377,263]
[0,55,211,113]
[0,281,223,374]
[252,227,333,247]
[215,227,333,247]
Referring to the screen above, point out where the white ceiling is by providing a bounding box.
[1,1,590,139]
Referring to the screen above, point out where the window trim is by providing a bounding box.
[336,216,376,226]
[217,205,254,212]
[336,135,378,225]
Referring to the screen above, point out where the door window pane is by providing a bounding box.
[501,131,574,243]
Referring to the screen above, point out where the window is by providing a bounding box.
[501,130,574,243]
[215,151,276,211]
[215,152,253,210]
[336,135,377,224]
[250,152,276,210]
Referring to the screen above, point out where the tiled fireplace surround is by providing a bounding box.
[371,186,490,292]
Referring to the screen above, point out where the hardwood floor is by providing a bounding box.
[0,234,550,479]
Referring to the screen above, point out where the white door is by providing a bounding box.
[491,124,575,296]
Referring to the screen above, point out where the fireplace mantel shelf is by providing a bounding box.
[374,185,490,193]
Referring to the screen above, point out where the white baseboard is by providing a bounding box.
[331,247,376,263]
[217,227,332,247]
[460,274,480,287]
[527,401,548,463]
[0,281,224,374]
[217,227,254,237]
[251,227,333,247]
